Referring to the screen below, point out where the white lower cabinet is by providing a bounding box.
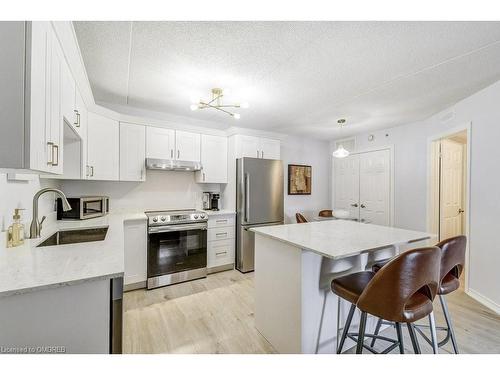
[207,214,235,272]
[207,240,235,269]
[124,220,147,289]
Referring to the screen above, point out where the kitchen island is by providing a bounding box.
[251,220,433,354]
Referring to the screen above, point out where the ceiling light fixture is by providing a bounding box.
[190,88,248,119]
[332,119,350,158]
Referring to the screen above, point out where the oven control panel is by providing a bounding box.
[146,210,208,226]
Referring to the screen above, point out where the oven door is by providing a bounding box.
[147,223,208,286]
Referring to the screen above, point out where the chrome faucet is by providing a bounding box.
[30,188,72,239]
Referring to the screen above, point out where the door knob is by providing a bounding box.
[351,203,358,207]
[360,204,366,208]
[458,208,465,214]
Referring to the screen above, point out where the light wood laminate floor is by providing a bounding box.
[123,270,500,354]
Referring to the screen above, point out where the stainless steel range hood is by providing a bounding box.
[146,158,202,171]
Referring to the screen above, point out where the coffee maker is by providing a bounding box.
[202,192,221,211]
[210,193,220,211]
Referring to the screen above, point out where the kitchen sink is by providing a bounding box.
[37,227,109,247]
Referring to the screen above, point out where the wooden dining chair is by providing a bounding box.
[318,209,333,217]
[296,213,308,223]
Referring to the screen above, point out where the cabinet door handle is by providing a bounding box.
[177,150,180,159]
[74,110,80,127]
[216,232,228,237]
[170,149,173,158]
[203,172,206,181]
[47,142,54,165]
[360,204,366,208]
[351,203,358,207]
[257,150,259,158]
[216,219,228,224]
[261,151,264,158]
[52,144,59,166]
[91,166,94,177]
[215,251,228,256]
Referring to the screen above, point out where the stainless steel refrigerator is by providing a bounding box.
[236,158,284,272]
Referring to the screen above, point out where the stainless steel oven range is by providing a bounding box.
[146,209,208,289]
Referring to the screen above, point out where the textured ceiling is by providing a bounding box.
[74,21,500,139]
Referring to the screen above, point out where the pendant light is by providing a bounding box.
[332,119,350,158]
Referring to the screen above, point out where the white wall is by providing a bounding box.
[331,80,500,312]
[282,136,331,223]
[0,174,59,233]
[59,170,220,212]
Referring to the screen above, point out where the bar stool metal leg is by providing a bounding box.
[428,312,439,354]
[395,323,405,354]
[336,296,341,351]
[440,295,459,354]
[370,318,383,347]
[356,312,368,354]
[407,323,421,354]
[337,303,356,354]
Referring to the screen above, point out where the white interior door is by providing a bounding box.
[359,149,391,225]
[440,139,464,240]
[334,155,360,220]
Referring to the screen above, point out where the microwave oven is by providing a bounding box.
[57,196,109,220]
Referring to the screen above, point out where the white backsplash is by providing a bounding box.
[0,173,60,233]
[59,170,221,212]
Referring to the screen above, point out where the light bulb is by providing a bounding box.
[233,113,241,119]
[332,145,349,158]
[240,102,249,109]
[190,104,198,111]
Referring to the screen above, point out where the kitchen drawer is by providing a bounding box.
[208,225,235,241]
[207,239,235,268]
[208,214,235,228]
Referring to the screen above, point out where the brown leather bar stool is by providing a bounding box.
[296,213,308,223]
[318,209,333,217]
[332,246,441,354]
[413,235,466,353]
[371,235,466,353]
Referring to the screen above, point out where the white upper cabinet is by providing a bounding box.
[87,112,119,180]
[61,58,76,128]
[259,138,281,160]
[233,135,280,160]
[46,29,66,175]
[235,135,261,158]
[0,22,63,173]
[146,127,201,162]
[175,130,201,162]
[120,122,146,182]
[196,135,228,183]
[146,127,175,160]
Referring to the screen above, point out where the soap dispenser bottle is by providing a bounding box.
[7,208,25,248]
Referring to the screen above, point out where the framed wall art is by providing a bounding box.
[288,164,312,195]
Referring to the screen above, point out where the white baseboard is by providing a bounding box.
[466,288,500,315]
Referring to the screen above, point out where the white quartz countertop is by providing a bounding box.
[0,212,147,298]
[202,209,235,216]
[251,220,433,260]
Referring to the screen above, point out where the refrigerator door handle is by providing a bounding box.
[245,172,250,223]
